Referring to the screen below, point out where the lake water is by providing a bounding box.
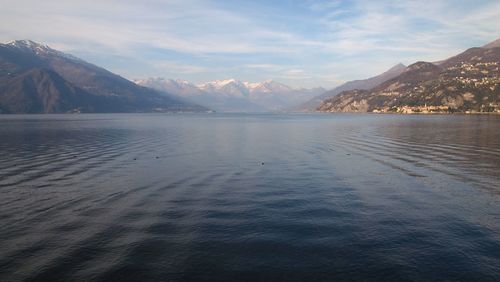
[0,113,499,281]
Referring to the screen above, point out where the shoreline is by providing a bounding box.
[314,111,500,115]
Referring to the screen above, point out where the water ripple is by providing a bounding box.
[0,114,498,281]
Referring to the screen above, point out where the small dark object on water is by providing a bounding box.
[261,162,265,165]
[133,158,137,161]
[346,153,351,155]
[156,156,159,159]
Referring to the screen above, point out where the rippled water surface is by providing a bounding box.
[0,113,499,281]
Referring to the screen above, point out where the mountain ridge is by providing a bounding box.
[294,63,407,111]
[0,40,207,113]
[482,38,500,49]
[317,38,500,113]
[134,77,325,112]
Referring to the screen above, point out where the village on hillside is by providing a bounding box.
[368,60,500,114]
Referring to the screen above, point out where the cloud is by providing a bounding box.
[1,0,499,88]
[277,68,313,80]
[150,61,209,74]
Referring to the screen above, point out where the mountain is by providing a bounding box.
[0,68,95,113]
[135,77,325,112]
[246,80,326,111]
[245,80,292,93]
[134,78,264,112]
[295,63,406,111]
[200,79,250,97]
[483,38,500,49]
[133,78,203,97]
[0,40,207,113]
[317,39,500,113]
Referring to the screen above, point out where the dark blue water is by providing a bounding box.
[0,113,499,281]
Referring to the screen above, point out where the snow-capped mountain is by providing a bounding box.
[0,40,206,113]
[6,39,84,62]
[133,78,203,96]
[134,77,325,112]
[199,79,250,98]
[246,79,293,93]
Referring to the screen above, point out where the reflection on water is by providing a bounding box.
[0,113,499,281]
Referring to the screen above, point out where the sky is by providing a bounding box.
[0,0,499,88]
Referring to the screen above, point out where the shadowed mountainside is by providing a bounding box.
[0,40,207,113]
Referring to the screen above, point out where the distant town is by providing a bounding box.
[372,103,500,114]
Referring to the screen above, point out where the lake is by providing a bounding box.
[0,113,499,281]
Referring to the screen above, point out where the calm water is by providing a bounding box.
[0,113,499,281]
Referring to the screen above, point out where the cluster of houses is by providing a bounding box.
[447,61,498,72]
[448,62,499,88]
[372,105,451,114]
[451,76,500,88]
[371,103,500,114]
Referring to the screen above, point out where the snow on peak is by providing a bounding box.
[8,39,40,46]
[135,77,197,89]
[246,79,292,93]
[174,79,193,85]
[134,77,203,97]
[7,39,52,53]
[200,78,242,88]
[5,39,84,63]
[218,78,237,85]
[141,77,302,96]
[136,76,326,111]
[243,81,260,89]
[196,78,299,95]
[198,79,251,97]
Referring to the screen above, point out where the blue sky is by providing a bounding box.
[1,0,499,88]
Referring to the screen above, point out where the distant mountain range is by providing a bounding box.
[134,77,325,112]
[295,63,407,111]
[2,38,499,114]
[317,39,500,113]
[0,40,207,113]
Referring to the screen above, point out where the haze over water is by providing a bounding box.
[0,113,499,281]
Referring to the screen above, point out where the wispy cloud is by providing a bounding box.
[150,61,209,74]
[245,64,286,71]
